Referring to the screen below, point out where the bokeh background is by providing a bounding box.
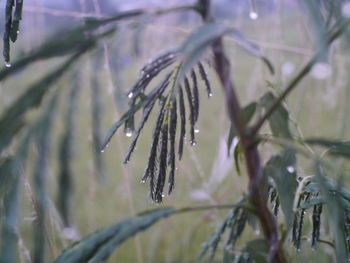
[1,0,350,262]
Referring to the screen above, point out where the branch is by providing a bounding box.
[195,1,286,262]
[251,19,350,136]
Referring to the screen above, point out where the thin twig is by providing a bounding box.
[251,18,350,136]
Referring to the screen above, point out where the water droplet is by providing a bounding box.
[208,92,213,97]
[140,179,146,184]
[5,62,11,68]
[128,92,133,99]
[146,74,150,78]
[175,167,178,170]
[140,70,145,76]
[194,128,200,133]
[190,140,197,146]
[296,248,301,253]
[16,30,19,34]
[126,131,133,137]
[287,166,295,173]
[342,2,350,17]
[100,149,105,153]
[282,61,295,76]
[169,54,174,59]
[249,11,258,20]
[161,194,165,197]
[310,62,332,79]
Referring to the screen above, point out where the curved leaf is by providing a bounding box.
[53,208,174,263]
[176,22,230,86]
[305,138,350,158]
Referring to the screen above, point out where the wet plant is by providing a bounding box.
[2,0,350,263]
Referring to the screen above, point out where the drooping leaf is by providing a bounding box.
[176,22,230,86]
[3,0,14,63]
[264,148,297,230]
[260,92,292,139]
[0,27,114,81]
[0,131,31,263]
[168,98,177,195]
[90,51,105,180]
[198,198,245,261]
[305,138,350,158]
[101,72,173,152]
[123,73,172,164]
[228,29,274,74]
[0,52,86,155]
[244,239,269,263]
[33,92,60,263]
[314,162,348,263]
[178,86,186,160]
[58,70,81,227]
[53,208,174,263]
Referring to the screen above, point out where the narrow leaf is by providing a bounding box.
[53,208,174,263]
[264,148,297,230]
[260,92,292,139]
[0,52,85,155]
[178,86,186,160]
[305,138,350,158]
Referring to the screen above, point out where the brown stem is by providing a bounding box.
[196,0,286,262]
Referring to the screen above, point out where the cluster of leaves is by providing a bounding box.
[101,47,213,202]
[2,0,350,263]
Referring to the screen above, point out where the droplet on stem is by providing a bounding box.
[310,62,332,80]
[128,92,133,99]
[249,11,258,20]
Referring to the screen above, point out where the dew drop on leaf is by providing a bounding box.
[194,128,200,133]
[5,62,11,68]
[342,2,350,17]
[128,92,134,98]
[282,61,295,76]
[125,130,133,137]
[209,92,213,97]
[249,11,258,20]
[286,166,295,173]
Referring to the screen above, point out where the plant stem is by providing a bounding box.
[251,18,350,136]
[196,1,286,262]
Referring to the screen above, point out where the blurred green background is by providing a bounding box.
[1,0,350,262]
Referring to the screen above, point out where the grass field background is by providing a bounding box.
[1,1,350,262]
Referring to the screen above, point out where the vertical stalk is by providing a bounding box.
[196,0,286,262]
